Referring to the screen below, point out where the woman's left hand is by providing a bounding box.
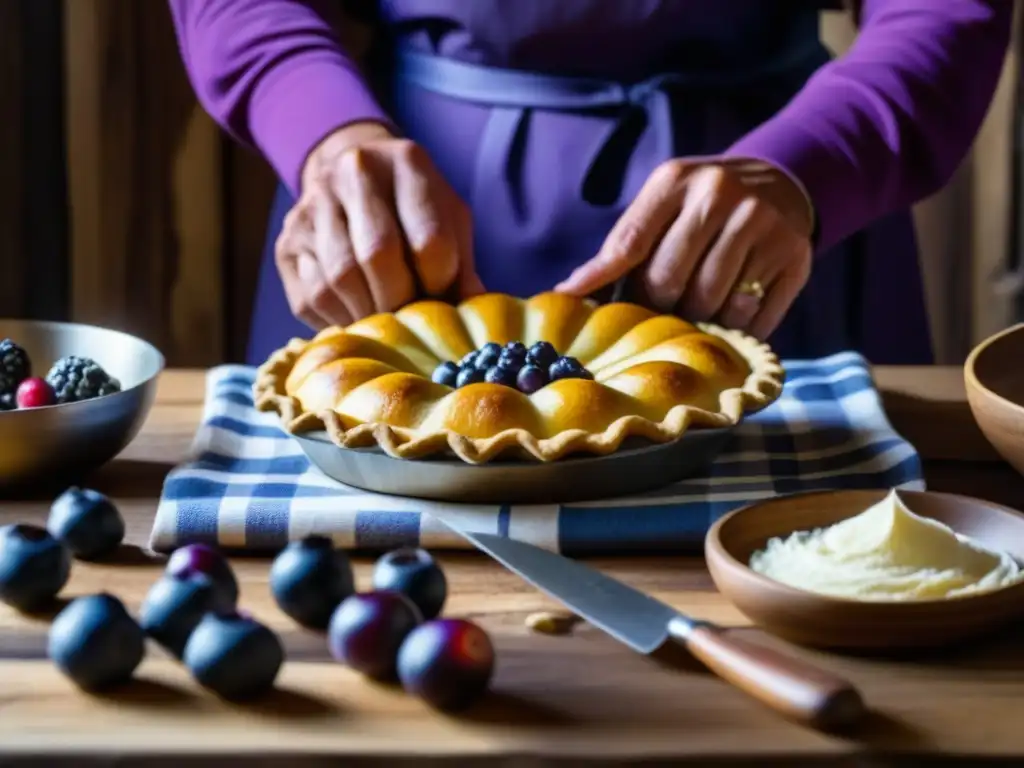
[555,159,814,340]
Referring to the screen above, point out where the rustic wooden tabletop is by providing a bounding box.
[1,366,1022,766]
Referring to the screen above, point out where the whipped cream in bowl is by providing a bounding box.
[749,490,1024,602]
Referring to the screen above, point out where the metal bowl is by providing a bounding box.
[0,319,165,495]
[294,427,735,504]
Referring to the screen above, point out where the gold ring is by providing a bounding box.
[734,279,765,301]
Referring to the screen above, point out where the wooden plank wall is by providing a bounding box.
[0,1,27,319]
[1,0,69,322]
[63,0,276,367]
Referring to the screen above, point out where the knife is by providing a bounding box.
[438,527,865,731]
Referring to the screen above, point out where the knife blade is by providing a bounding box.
[440,527,865,731]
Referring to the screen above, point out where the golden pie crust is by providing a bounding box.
[254,292,785,464]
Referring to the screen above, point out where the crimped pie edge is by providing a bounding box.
[252,317,785,465]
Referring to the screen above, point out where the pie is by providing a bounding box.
[254,292,785,464]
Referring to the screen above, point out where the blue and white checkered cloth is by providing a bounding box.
[150,353,924,554]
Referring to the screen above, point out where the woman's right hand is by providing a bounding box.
[276,122,485,330]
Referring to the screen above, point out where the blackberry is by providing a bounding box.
[0,339,30,388]
[45,356,121,404]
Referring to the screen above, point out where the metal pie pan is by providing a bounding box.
[293,427,735,504]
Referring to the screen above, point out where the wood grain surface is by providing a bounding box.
[1,366,1024,766]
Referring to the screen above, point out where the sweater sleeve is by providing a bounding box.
[725,0,1013,252]
[168,0,392,195]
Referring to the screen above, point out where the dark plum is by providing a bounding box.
[140,573,233,658]
[48,593,145,691]
[47,487,125,560]
[455,366,485,388]
[183,611,284,700]
[397,618,495,711]
[372,548,447,620]
[483,365,517,388]
[526,341,558,370]
[549,356,592,382]
[431,361,460,387]
[515,364,548,394]
[328,591,422,681]
[0,524,71,612]
[166,543,238,606]
[269,535,355,629]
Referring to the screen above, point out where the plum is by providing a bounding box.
[371,548,447,620]
[397,618,495,711]
[269,535,355,629]
[328,591,422,681]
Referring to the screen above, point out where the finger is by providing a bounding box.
[747,253,811,341]
[280,257,324,330]
[679,197,772,321]
[312,192,375,321]
[450,197,485,297]
[555,162,686,295]
[275,213,326,330]
[297,249,353,329]
[642,177,734,310]
[392,142,460,295]
[716,241,790,331]
[333,149,415,312]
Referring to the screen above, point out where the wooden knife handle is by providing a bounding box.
[671,620,865,730]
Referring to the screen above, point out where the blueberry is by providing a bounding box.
[166,543,238,607]
[455,366,485,388]
[549,356,592,382]
[474,342,503,371]
[0,524,71,612]
[516,364,548,394]
[459,350,478,368]
[328,592,422,681]
[183,611,284,700]
[48,593,145,691]
[474,351,499,370]
[140,574,233,658]
[372,548,447,620]
[526,341,558,369]
[503,341,527,358]
[483,365,518,388]
[397,618,495,711]
[47,487,125,560]
[269,535,355,630]
[499,349,525,366]
[431,361,460,388]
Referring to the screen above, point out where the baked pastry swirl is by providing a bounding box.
[254,292,784,464]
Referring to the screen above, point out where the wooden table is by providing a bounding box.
[2,367,1024,766]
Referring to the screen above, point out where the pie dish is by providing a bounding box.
[254,292,785,464]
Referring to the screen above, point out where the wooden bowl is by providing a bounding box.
[966,322,1024,476]
[705,489,1024,650]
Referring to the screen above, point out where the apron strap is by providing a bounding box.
[390,38,830,212]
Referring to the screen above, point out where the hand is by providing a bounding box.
[555,159,814,340]
[276,122,485,330]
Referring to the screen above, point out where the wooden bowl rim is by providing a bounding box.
[965,321,1024,418]
[705,488,1024,609]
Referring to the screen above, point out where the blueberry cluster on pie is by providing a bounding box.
[254,292,784,464]
[432,340,593,394]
